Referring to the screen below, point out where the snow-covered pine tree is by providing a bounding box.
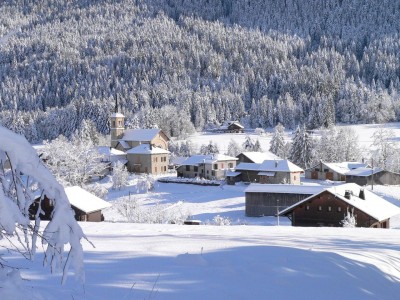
[289,125,314,169]
[269,123,287,158]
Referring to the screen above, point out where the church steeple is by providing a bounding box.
[110,94,125,148]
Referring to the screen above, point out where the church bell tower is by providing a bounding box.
[110,95,125,148]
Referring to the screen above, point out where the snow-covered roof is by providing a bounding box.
[308,161,369,175]
[346,167,383,176]
[240,151,280,163]
[64,186,112,214]
[227,121,244,129]
[181,154,238,166]
[111,112,125,118]
[126,144,170,155]
[122,128,161,142]
[245,183,325,195]
[279,183,400,222]
[226,171,241,177]
[259,160,303,172]
[97,146,126,156]
[171,156,188,166]
[235,162,262,171]
[236,160,303,173]
[117,140,130,149]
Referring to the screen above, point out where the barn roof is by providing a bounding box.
[345,167,383,176]
[259,160,303,172]
[65,186,112,214]
[122,128,161,142]
[245,183,325,194]
[279,183,400,222]
[239,151,280,163]
[235,162,262,171]
[126,144,170,155]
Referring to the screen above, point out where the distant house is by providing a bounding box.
[232,159,303,184]
[126,144,169,174]
[177,154,238,180]
[212,121,244,133]
[30,186,112,222]
[110,112,170,175]
[245,183,325,216]
[236,151,280,164]
[305,161,368,181]
[345,167,400,186]
[279,183,400,228]
[97,146,128,176]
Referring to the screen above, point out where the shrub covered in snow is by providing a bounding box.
[341,208,357,228]
[0,126,85,285]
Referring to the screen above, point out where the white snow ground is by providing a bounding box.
[3,122,400,299]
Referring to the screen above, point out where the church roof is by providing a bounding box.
[122,128,161,142]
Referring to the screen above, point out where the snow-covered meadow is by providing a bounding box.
[3,123,400,299]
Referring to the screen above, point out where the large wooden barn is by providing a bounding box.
[30,186,111,222]
[279,183,400,228]
[245,184,325,216]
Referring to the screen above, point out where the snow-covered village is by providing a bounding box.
[2,1,400,300]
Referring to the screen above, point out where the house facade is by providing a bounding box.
[110,112,170,175]
[245,184,324,216]
[177,154,238,180]
[233,159,303,184]
[305,161,368,181]
[211,121,245,133]
[279,183,400,228]
[126,144,169,174]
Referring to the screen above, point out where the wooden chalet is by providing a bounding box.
[30,186,111,222]
[231,159,303,185]
[245,184,325,216]
[345,167,400,186]
[213,121,244,133]
[279,183,400,228]
[305,161,368,181]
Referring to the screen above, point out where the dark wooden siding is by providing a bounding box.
[289,191,379,227]
[346,171,400,186]
[246,192,313,216]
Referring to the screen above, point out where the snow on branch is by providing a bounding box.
[0,126,85,284]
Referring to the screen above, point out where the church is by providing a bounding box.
[110,111,170,175]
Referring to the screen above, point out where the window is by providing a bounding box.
[315,168,319,171]
[306,205,310,211]
[112,121,116,127]
[327,206,332,212]
[118,120,122,126]
[186,165,190,171]
[318,206,322,211]
[194,166,198,172]
[155,167,157,173]
[214,164,218,170]
[337,207,342,212]
[221,163,224,169]
[228,163,233,168]
[155,157,158,162]
[294,176,297,180]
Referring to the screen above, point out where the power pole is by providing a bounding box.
[371,158,374,191]
[277,199,280,226]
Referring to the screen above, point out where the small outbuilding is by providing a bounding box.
[345,167,400,186]
[279,183,400,228]
[30,186,111,222]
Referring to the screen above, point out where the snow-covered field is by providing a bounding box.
[3,122,400,299]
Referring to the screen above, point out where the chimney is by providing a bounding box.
[150,144,153,150]
[275,160,278,168]
[344,190,352,200]
[359,189,365,200]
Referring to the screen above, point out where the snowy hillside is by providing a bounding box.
[4,223,400,300]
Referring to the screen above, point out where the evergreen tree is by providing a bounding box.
[289,125,314,169]
[269,123,287,159]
